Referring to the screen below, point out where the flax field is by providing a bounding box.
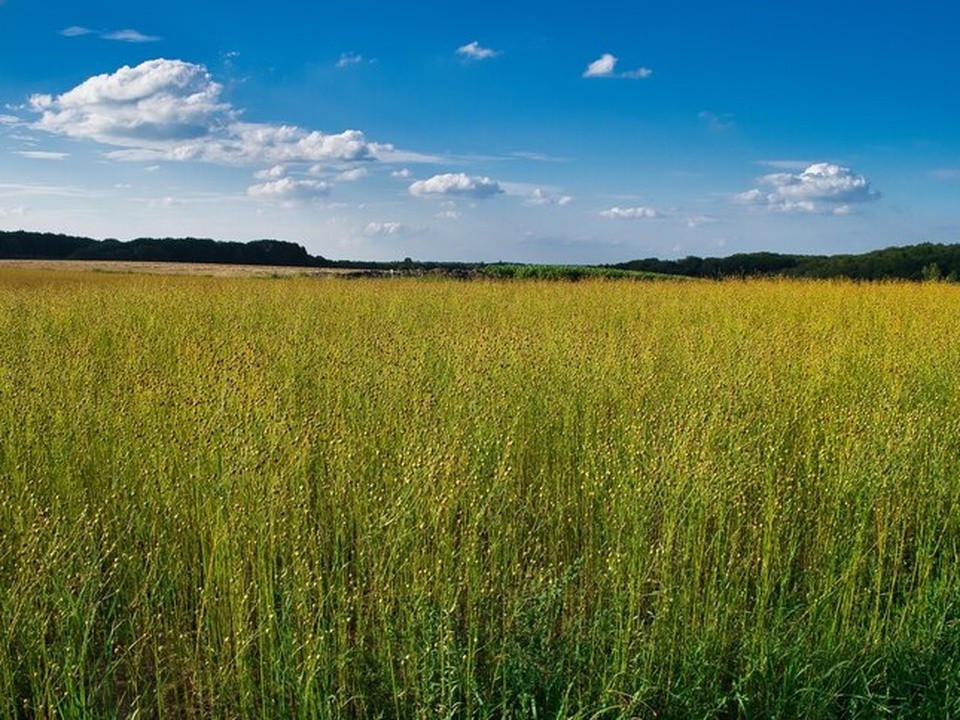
[1,268,959,718]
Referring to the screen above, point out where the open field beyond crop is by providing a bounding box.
[1,268,959,718]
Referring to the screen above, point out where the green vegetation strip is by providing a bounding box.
[1,270,959,718]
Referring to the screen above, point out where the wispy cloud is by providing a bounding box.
[0,182,97,198]
[60,26,94,37]
[61,26,161,42]
[336,52,365,68]
[409,173,503,199]
[511,151,570,163]
[101,29,161,43]
[736,163,879,214]
[930,168,960,180]
[757,159,815,171]
[13,150,69,160]
[583,53,651,79]
[698,110,734,131]
[457,41,501,61]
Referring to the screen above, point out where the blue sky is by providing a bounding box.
[1,0,957,262]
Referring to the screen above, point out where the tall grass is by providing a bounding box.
[1,269,959,717]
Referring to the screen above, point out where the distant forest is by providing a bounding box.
[613,244,960,282]
[2,229,960,281]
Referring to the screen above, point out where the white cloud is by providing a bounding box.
[525,188,572,206]
[0,206,27,218]
[13,150,69,160]
[457,41,501,60]
[511,151,569,162]
[583,53,651,79]
[336,52,364,68]
[365,221,404,236]
[0,114,21,125]
[28,59,391,167]
[373,147,442,164]
[60,26,94,37]
[409,173,502,199]
[736,163,879,213]
[584,53,617,77]
[391,168,411,178]
[600,205,658,219]
[336,167,368,182]
[247,177,332,201]
[255,164,286,180]
[435,209,461,220]
[30,59,229,144]
[102,29,161,43]
[683,214,717,228]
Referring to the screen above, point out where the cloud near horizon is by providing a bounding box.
[365,221,404,236]
[246,177,332,201]
[27,59,394,167]
[600,205,658,219]
[737,163,879,214]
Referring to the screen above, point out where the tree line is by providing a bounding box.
[614,243,960,281]
[0,231,330,267]
[2,230,959,280]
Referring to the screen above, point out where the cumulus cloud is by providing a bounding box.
[409,173,502,199]
[30,59,230,145]
[255,164,286,180]
[247,177,332,201]
[736,162,879,214]
[336,167,368,182]
[391,168,411,178]
[365,221,404,236]
[457,41,501,60]
[27,59,392,168]
[583,53,651,79]
[525,188,572,206]
[102,29,161,43]
[600,205,658,219]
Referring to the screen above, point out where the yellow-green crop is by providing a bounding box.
[1,268,959,718]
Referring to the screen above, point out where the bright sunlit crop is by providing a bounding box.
[1,269,959,718]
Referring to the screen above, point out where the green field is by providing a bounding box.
[2,269,959,718]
